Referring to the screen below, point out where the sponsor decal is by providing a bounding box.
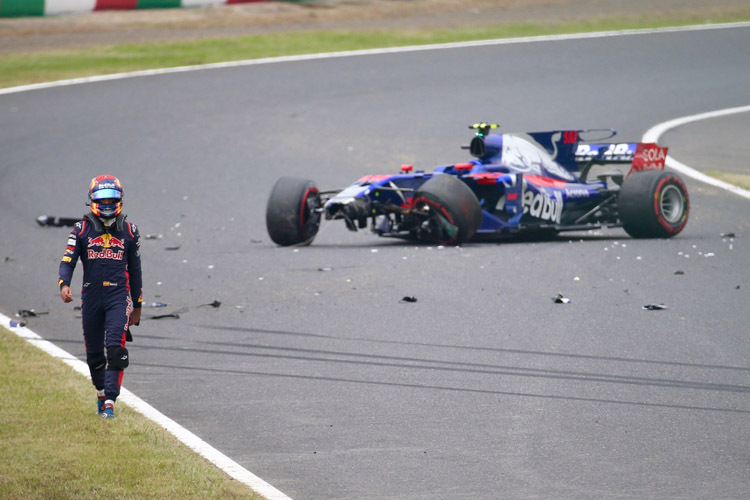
[575,143,635,162]
[88,234,125,249]
[88,248,124,260]
[523,190,562,223]
[87,234,125,260]
[632,143,668,171]
[103,281,118,287]
[565,188,590,199]
[62,256,72,263]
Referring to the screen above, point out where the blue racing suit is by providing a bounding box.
[58,212,142,402]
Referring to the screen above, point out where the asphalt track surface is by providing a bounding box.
[2,25,750,500]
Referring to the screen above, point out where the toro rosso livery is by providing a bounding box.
[266,123,689,246]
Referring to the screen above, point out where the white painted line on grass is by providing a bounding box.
[1,21,749,96]
[643,105,750,200]
[1,312,293,500]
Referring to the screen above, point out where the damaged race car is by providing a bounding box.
[266,123,689,246]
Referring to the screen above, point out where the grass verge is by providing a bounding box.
[0,326,260,500]
[706,171,750,190]
[1,12,749,89]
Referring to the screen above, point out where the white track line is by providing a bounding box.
[642,105,750,200]
[1,21,749,96]
[1,312,293,500]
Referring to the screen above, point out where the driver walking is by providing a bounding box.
[58,175,143,419]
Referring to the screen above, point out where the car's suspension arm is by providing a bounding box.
[574,194,617,225]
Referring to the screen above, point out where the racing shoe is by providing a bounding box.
[96,395,106,415]
[101,400,115,419]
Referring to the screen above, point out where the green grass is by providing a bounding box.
[706,171,750,190]
[2,11,749,89]
[0,326,260,500]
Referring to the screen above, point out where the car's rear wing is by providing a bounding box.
[576,142,668,177]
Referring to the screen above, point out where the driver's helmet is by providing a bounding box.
[88,175,123,219]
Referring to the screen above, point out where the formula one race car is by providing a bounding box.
[266,123,689,246]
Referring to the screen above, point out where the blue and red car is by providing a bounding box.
[266,123,689,246]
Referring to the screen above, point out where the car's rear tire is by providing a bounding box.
[618,170,689,238]
[266,177,322,246]
[412,174,482,244]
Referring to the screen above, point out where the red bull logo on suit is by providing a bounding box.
[88,234,125,260]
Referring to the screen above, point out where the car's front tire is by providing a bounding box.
[266,177,322,246]
[412,174,482,244]
[618,170,689,238]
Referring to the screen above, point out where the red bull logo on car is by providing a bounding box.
[88,234,124,260]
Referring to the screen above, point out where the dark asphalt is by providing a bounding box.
[663,111,750,175]
[1,25,749,499]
